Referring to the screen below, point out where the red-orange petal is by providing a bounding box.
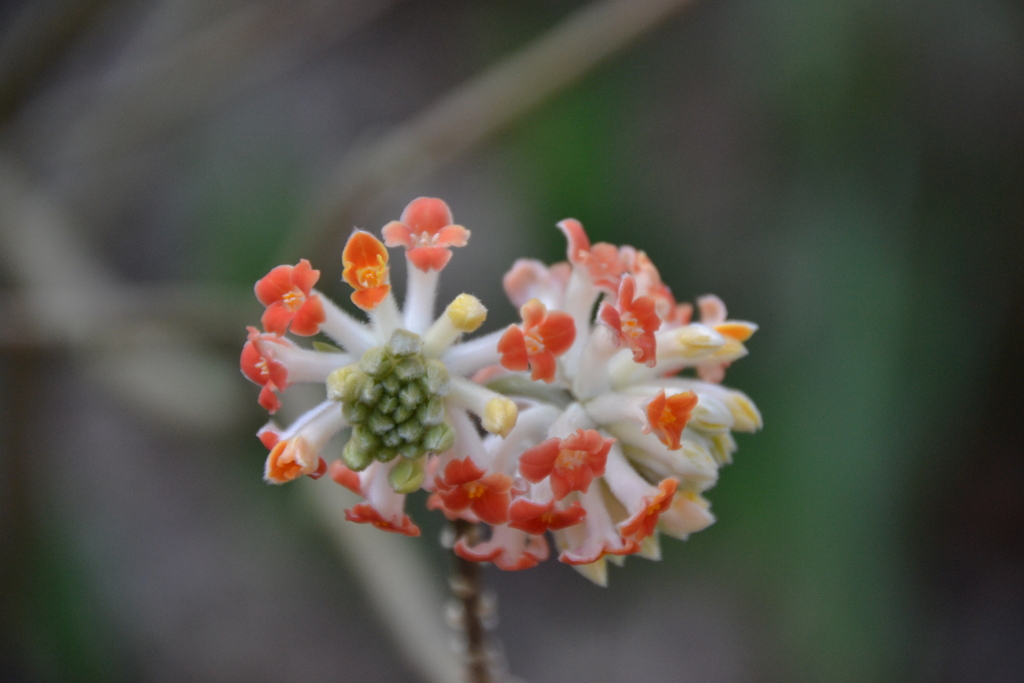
[289,296,325,336]
[307,457,328,480]
[497,325,530,372]
[254,264,296,306]
[345,503,421,536]
[260,301,294,336]
[258,385,281,413]
[520,299,547,329]
[453,538,502,564]
[470,488,511,525]
[407,246,452,272]
[645,390,698,451]
[534,310,575,356]
[559,539,641,565]
[439,457,488,487]
[527,349,557,383]
[381,221,415,248]
[426,492,481,523]
[508,498,586,535]
[257,425,280,449]
[328,460,362,495]
[240,339,266,385]
[434,224,470,248]
[517,438,560,483]
[557,218,590,264]
[290,258,320,295]
[618,478,678,541]
[400,197,453,234]
[350,284,391,311]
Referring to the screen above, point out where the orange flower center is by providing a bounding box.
[269,447,302,481]
[621,311,642,338]
[524,330,545,355]
[357,257,387,289]
[282,289,305,311]
[255,358,270,378]
[555,448,588,473]
[658,407,677,428]
[465,481,486,499]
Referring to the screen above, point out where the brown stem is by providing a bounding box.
[451,519,492,683]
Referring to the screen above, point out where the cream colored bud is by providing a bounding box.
[482,397,517,437]
[446,294,487,332]
[725,391,762,432]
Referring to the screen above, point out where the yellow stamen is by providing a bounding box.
[555,448,587,473]
[357,255,388,289]
[524,331,544,355]
[282,289,305,311]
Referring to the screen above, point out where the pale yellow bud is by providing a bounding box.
[482,396,517,437]
[446,293,487,332]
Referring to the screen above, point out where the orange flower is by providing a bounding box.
[557,218,625,292]
[265,437,321,484]
[620,247,677,319]
[454,526,549,571]
[517,429,613,500]
[617,478,678,542]
[598,275,662,366]
[240,327,290,413]
[381,197,470,272]
[254,259,326,336]
[341,230,391,310]
[644,389,698,450]
[345,503,421,537]
[497,299,575,383]
[559,539,641,566]
[433,457,513,525]
[508,498,586,535]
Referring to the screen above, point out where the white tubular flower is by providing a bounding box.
[242,197,515,537]
[240,198,761,584]
[473,217,762,585]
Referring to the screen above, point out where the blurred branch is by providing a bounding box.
[0,153,248,434]
[0,0,109,124]
[284,0,697,265]
[0,284,254,348]
[307,480,462,683]
[0,148,455,680]
[37,0,396,166]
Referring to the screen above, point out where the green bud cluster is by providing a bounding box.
[327,329,455,473]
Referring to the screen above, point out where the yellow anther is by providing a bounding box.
[282,289,305,311]
[554,448,587,473]
[446,293,488,332]
[482,397,518,437]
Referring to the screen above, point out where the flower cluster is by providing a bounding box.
[241,197,761,584]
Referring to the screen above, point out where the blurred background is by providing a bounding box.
[1,0,1022,681]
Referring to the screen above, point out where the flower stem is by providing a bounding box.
[451,519,492,683]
